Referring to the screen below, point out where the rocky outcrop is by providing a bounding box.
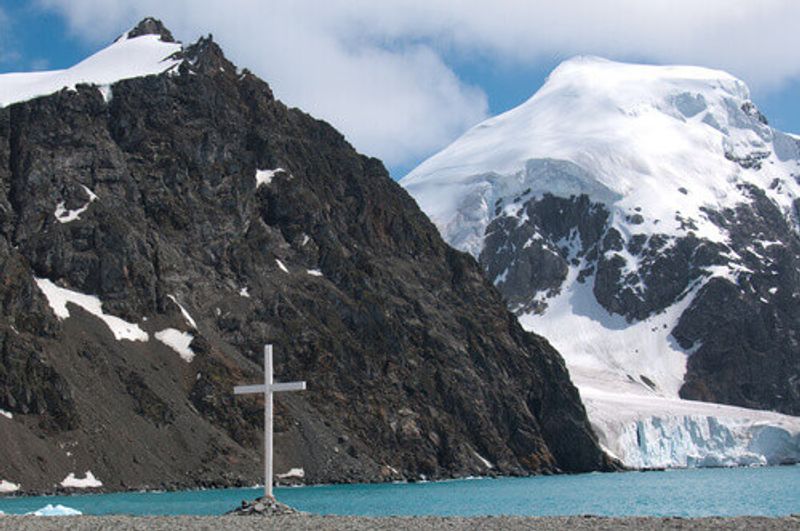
[228,497,301,516]
[0,20,614,493]
[479,185,800,415]
[675,186,800,413]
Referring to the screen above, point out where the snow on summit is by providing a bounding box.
[403,56,799,257]
[0,28,181,108]
[402,56,800,468]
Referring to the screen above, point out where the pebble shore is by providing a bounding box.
[1,515,799,530]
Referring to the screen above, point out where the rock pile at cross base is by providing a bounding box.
[0,18,616,493]
[227,497,301,516]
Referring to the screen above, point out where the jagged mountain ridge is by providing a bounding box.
[402,57,800,467]
[0,19,615,494]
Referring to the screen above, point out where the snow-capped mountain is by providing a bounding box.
[0,21,182,108]
[0,19,614,493]
[402,56,800,468]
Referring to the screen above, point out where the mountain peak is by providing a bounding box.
[180,35,236,76]
[401,55,795,257]
[548,55,739,83]
[126,17,175,43]
[538,56,749,110]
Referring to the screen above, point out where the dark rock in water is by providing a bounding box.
[227,496,301,516]
[0,19,616,493]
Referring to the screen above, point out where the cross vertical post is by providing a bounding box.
[264,344,273,499]
[234,344,306,500]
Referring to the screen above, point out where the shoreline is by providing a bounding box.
[1,515,799,531]
[4,463,799,499]
[0,471,511,499]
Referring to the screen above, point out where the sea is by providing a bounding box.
[0,466,798,517]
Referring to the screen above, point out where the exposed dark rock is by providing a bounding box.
[478,184,800,415]
[724,150,770,170]
[741,101,769,126]
[0,21,615,493]
[127,17,175,42]
[480,194,609,314]
[675,186,800,414]
[227,496,302,516]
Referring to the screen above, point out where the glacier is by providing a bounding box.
[402,56,800,469]
[586,388,800,468]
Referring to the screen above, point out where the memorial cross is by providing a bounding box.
[234,344,306,498]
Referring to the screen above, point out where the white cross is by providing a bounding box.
[234,344,306,499]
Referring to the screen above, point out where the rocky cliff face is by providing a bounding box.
[480,186,800,415]
[0,19,614,494]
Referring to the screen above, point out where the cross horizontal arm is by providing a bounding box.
[234,384,266,395]
[270,381,306,392]
[234,382,306,395]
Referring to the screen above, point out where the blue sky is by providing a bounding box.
[2,1,799,179]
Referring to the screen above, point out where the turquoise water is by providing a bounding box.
[1,467,798,517]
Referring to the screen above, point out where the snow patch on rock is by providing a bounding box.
[60,471,102,489]
[166,295,197,329]
[54,185,98,224]
[97,84,113,103]
[155,328,195,363]
[277,467,305,479]
[276,259,289,273]
[0,409,12,420]
[307,269,323,277]
[0,480,20,493]
[256,168,286,187]
[35,278,148,342]
[473,452,493,469]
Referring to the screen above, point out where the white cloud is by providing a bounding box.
[36,0,800,169]
[36,0,489,168]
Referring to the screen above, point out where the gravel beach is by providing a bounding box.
[1,515,799,530]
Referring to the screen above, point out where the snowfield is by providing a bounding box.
[403,56,800,468]
[519,254,800,467]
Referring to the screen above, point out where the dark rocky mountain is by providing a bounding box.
[0,19,615,494]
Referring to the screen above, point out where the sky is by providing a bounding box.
[1,1,799,179]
